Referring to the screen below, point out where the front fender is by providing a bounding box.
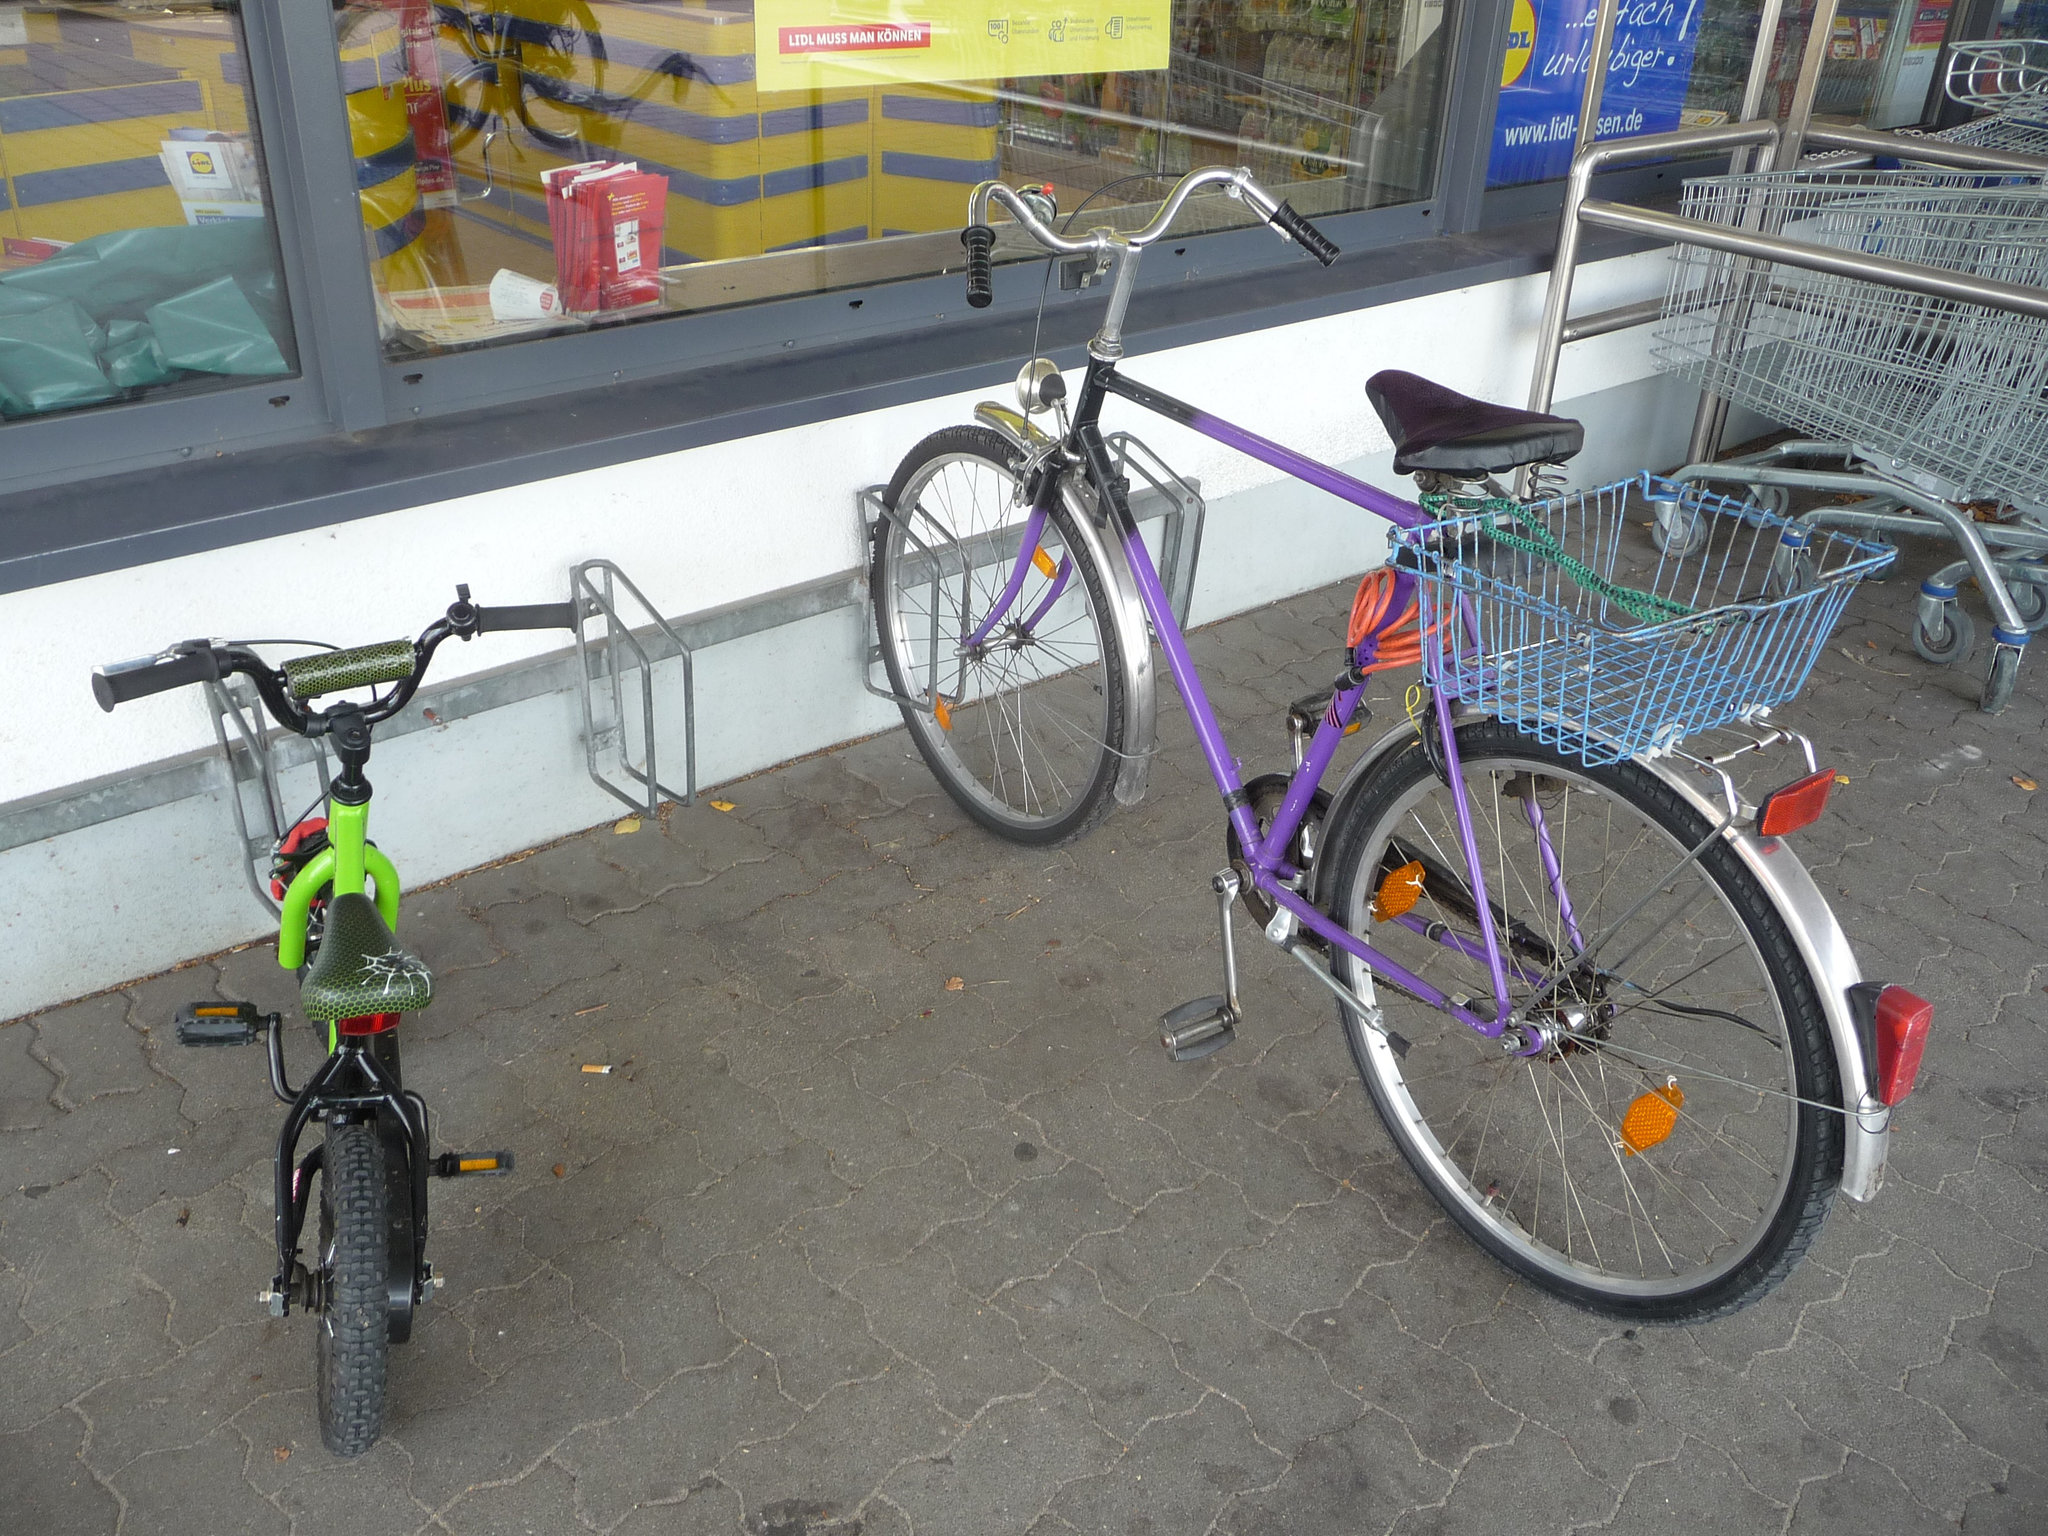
[975,401,1157,807]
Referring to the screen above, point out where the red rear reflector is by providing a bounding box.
[1757,766,1836,837]
[337,1012,401,1036]
[1874,986,1931,1106]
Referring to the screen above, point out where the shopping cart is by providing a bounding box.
[1944,38,2048,113]
[1653,168,2048,710]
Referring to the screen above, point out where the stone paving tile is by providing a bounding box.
[5,545,2046,1533]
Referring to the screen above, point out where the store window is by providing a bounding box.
[1487,0,1956,187]
[0,2,294,419]
[335,0,1453,360]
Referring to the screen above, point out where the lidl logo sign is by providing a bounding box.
[1502,0,1535,86]
[188,150,216,175]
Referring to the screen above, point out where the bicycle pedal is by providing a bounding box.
[1161,996,1238,1061]
[430,1150,515,1178]
[175,1001,268,1047]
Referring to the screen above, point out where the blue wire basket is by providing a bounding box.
[1389,473,1894,765]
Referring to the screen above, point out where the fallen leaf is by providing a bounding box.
[2015,775,2038,791]
[945,976,965,992]
[552,1163,566,1178]
[1834,772,1851,785]
[1864,640,1878,649]
[613,816,641,835]
[273,1447,291,1463]
[709,799,736,813]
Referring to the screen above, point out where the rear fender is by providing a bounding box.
[1310,719,1889,1201]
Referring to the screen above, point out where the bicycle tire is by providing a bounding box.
[873,426,1127,845]
[316,1119,391,1457]
[1319,719,1841,1320]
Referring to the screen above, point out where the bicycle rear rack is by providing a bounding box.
[856,430,1205,709]
[572,559,697,817]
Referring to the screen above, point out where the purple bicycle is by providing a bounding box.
[868,167,1933,1319]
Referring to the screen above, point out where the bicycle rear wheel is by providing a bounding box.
[873,426,1126,844]
[316,1119,391,1456]
[1319,720,1842,1320]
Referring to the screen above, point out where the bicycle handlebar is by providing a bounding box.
[91,586,583,734]
[471,601,580,634]
[959,165,1339,305]
[91,644,219,711]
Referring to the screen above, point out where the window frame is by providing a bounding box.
[0,0,1517,511]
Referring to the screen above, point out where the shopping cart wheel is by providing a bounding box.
[1649,495,1707,558]
[1744,485,1790,527]
[1766,546,1815,598]
[1983,645,2021,714]
[1913,604,1976,667]
[2006,576,2048,630]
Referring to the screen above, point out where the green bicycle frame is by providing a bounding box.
[276,796,402,970]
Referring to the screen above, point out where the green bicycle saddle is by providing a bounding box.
[300,891,434,1022]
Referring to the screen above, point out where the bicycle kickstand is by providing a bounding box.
[1160,870,1245,1061]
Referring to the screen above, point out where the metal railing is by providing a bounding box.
[1526,0,2048,466]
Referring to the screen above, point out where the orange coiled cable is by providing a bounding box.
[1345,566,1442,675]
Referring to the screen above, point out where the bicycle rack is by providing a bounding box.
[572,559,697,816]
[204,673,329,916]
[855,431,1205,708]
[1108,430,1205,632]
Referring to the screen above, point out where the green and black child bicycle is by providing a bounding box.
[92,586,578,1456]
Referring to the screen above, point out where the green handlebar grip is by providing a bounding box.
[281,639,417,699]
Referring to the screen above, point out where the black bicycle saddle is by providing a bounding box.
[1366,370,1585,476]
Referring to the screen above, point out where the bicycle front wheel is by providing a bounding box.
[873,426,1127,844]
[1320,720,1842,1320]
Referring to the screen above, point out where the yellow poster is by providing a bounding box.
[754,1,1170,90]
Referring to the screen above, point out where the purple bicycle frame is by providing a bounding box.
[1013,362,1547,1038]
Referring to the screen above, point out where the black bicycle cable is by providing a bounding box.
[1026,171,1174,367]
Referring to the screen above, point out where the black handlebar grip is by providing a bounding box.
[1269,201,1340,267]
[962,224,995,308]
[91,645,218,712]
[473,602,579,633]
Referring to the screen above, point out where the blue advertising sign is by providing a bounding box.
[1488,0,1705,186]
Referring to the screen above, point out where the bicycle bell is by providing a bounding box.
[1016,357,1067,417]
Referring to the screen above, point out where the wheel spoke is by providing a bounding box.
[1328,722,1836,1316]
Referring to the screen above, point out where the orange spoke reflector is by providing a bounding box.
[1620,1078,1684,1156]
[1032,546,1058,578]
[934,696,953,732]
[1373,860,1426,922]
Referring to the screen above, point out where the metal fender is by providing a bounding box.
[1312,718,1889,1202]
[1639,754,1889,1202]
[975,402,1158,807]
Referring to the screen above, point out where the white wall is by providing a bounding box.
[0,250,1699,1018]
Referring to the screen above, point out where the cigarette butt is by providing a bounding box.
[581,1063,613,1075]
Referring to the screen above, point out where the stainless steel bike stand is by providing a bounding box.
[571,559,697,816]
[204,673,329,916]
[855,433,1206,707]
[1107,431,1205,631]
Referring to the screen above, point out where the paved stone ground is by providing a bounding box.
[4,538,2045,1535]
